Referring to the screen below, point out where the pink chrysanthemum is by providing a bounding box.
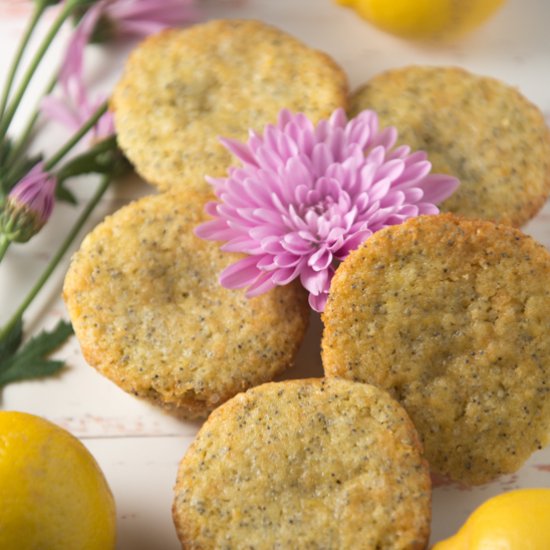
[196,109,459,312]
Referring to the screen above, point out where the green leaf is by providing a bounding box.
[0,358,64,386]
[56,136,131,183]
[0,320,73,387]
[55,181,78,205]
[0,317,22,363]
[6,320,73,365]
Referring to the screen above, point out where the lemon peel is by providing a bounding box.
[0,411,116,550]
[336,0,505,40]
[434,489,550,550]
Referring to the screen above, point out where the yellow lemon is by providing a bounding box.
[0,411,116,550]
[336,0,505,40]
[433,488,550,550]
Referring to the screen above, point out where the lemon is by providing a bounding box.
[336,0,505,40]
[433,488,550,550]
[0,411,116,550]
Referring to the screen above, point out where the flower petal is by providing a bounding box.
[245,271,277,297]
[309,291,329,313]
[308,247,333,271]
[270,265,302,285]
[300,266,330,295]
[219,137,258,166]
[220,257,262,289]
[194,106,460,312]
[420,174,460,204]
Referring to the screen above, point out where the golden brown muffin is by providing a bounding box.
[322,214,550,485]
[173,378,431,549]
[349,66,550,227]
[112,19,348,193]
[63,189,309,418]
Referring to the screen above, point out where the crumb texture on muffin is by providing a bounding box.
[350,66,550,227]
[63,190,309,418]
[322,214,550,485]
[112,19,349,192]
[173,378,431,549]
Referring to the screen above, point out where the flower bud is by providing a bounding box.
[0,163,56,243]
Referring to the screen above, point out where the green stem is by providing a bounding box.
[0,236,10,263]
[6,101,107,192]
[44,101,108,171]
[0,2,46,120]
[4,70,58,171]
[2,100,108,214]
[0,174,111,342]
[0,1,76,142]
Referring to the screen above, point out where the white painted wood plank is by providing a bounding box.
[83,435,550,548]
[1,0,550,547]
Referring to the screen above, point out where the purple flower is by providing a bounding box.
[41,3,114,141]
[41,0,197,139]
[40,79,114,143]
[99,0,198,39]
[196,109,460,312]
[66,0,197,44]
[0,163,57,242]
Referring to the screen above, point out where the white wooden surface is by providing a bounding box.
[1,0,550,548]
